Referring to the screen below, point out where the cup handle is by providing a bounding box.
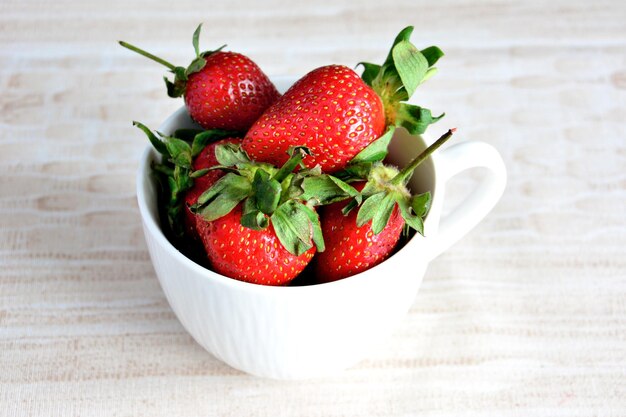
[426,141,507,260]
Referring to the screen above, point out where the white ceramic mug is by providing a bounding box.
[136,78,507,379]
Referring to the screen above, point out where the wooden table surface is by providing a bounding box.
[1,0,625,415]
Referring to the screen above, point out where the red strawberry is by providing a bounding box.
[190,144,326,285]
[315,129,455,282]
[242,65,385,173]
[195,204,315,285]
[120,24,279,131]
[182,51,280,131]
[242,26,445,173]
[183,137,241,238]
[315,182,404,282]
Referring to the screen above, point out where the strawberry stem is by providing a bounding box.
[390,128,455,185]
[118,41,176,70]
[272,147,310,183]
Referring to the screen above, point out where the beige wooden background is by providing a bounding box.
[1,0,625,415]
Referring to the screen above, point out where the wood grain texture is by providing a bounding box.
[1,0,625,415]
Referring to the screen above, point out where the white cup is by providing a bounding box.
[136,78,507,379]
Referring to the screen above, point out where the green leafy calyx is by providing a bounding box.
[119,23,224,98]
[359,26,445,134]
[134,121,238,239]
[192,145,361,256]
[351,128,455,236]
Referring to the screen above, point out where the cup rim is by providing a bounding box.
[136,107,441,293]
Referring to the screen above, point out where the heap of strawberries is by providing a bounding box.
[121,25,454,286]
